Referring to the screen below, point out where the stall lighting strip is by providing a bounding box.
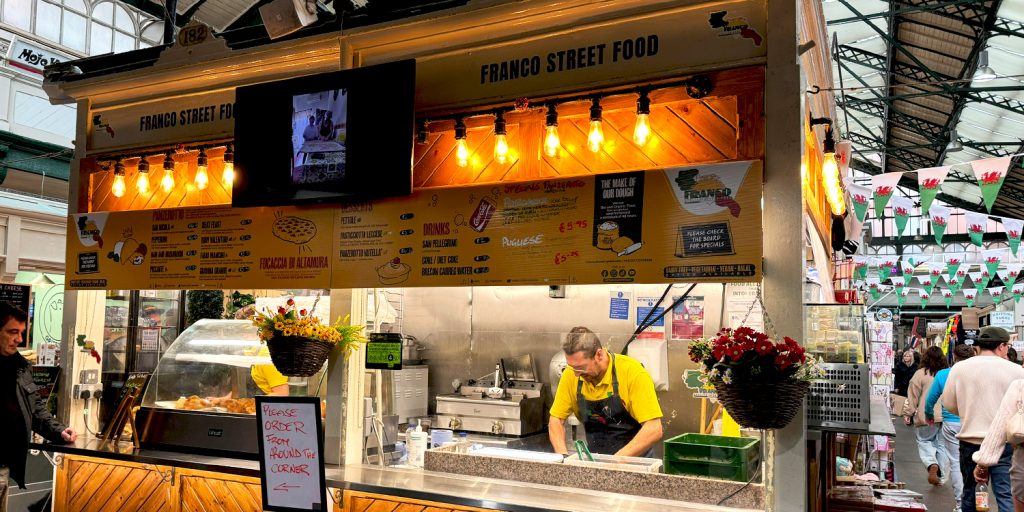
[95,142,234,197]
[416,74,713,161]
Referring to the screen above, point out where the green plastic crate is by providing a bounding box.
[663,456,761,482]
[663,433,760,465]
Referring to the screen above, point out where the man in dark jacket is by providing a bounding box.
[0,301,75,511]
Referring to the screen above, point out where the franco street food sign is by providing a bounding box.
[67,161,762,290]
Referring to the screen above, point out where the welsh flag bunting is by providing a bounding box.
[1003,217,1024,257]
[969,271,984,292]
[929,204,950,245]
[847,181,872,223]
[894,280,906,295]
[918,274,936,295]
[941,288,953,308]
[901,259,917,286]
[897,288,910,307]
[963,288,978,307]
[988,286,1005,302]
[972,156,1013,213]
[947,276,962,294]
[997,266,1015,285]
[867,277,882,302]
[919,289,931,308]
[891,195,914,236]
[853,255,869,281]
[983,249,1005,276]
[917,166,951,215]
[871,173,903,219]
[943,253,963,280]
[977,270,993,292]
[1013,283,1024,303]
[1007,263,1023,283]
[965,211,988,247]
[879,257,898,281]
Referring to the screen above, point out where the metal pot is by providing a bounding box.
[402,335,424,364]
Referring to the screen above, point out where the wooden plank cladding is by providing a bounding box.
[340,490,505,512]
[413,66,763,188]
[53,454,264,512]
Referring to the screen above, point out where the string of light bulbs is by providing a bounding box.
[416,75,713,167]
[102,143,234,198]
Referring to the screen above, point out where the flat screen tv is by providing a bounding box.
[232,59,415,206]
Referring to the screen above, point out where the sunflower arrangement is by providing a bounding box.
[252,297,366,357]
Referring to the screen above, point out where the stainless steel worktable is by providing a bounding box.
[31,439,756,512]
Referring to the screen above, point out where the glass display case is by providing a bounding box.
[804,304,867,364]
[136,319,325,457]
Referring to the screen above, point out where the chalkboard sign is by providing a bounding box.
[0,284,32,347]
[31,366,60,416]
[675,222,735,257]
[256,396,326,512]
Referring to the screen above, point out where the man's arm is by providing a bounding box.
[548,416,568,455]
[942,370,959,415]
[614,419,663,457]
[28,387,70,442]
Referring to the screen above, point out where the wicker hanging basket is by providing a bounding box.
[712,377,810,430]
[267,336,333,377]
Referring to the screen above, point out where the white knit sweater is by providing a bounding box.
[973,380,1024,467]
[943,355,1024,445]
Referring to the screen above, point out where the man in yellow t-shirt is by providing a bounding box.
[251,347,289,396]
[549,326,663,457]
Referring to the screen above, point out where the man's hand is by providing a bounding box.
[926,417,935,427]
[974,465,989,484]
[60,428,77,443]
[903,416,913,426]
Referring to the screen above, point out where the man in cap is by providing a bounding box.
[943,326,1024,512]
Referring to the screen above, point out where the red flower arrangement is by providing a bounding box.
[688,327,821,384]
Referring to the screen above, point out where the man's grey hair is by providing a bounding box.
[562,326,602,358]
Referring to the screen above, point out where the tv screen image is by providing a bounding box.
[292,89,348,188]
[232,59,415,207]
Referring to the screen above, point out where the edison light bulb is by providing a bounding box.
[633,113,651,146]
[587,120,604,152]
[222,161,234,185]
[161,170,175,193]
[136,171,150,194]
[821,152,845,215]
[195,164,209,190]
[494,133,509,164]
[455,138,470,167]
[111,173,126,197]
[544,125,560,157]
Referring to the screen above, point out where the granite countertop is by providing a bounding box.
[425,447,765,510]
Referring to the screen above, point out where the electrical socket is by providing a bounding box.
[73,383,102,399]
[79,369,99,384]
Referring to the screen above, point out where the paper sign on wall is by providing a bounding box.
[257,396,326,512]
[636,296,666,340]
[670,295,705,340]
[609,291,630,320]
[991,311,1015,329]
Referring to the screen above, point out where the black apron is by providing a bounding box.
[577,353,650,456]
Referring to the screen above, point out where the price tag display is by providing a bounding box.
[365,339,403,370]
[257,397,326,512]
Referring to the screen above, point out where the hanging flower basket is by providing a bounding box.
[712,377,810,430]
[267,335,334,377]
[253,296,366,377]
[689,326,824,430]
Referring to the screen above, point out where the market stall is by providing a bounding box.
[34,0,818,510]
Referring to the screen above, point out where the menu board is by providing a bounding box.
[333,160,762,288]
[256,397,325,512]
[68,206,334,290]
[67,161,762,290]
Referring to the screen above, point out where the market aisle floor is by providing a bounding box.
[894,419,959,511]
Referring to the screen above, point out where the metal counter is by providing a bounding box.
[31,439,758,512]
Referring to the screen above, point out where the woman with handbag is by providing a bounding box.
[973,378,1024,512]
[904,346,949,485]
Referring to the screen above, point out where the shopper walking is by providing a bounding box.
[0,301,76,512]
[925,344,976,512]
[903,346,949,486]
[972,377,1024,512]
[944,327,1024,512]
[894,348,919,414]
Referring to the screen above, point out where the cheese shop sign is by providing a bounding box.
[67,161,763,290]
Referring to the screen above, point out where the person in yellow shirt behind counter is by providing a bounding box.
[251,346,289,396]
[548,326,663,457]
